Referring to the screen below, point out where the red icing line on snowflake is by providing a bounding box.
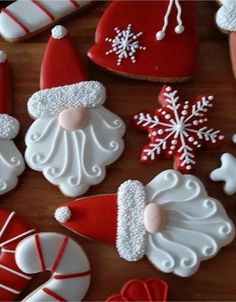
[1,8,30,34]
[132,85,224,173]
[31,0,55,21]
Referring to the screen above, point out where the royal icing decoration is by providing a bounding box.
[106,279,168,302]
[216,0,236,32]
[0,51,25,196]
[105,24,146,66]
[0,0,92,42]
[0,209,35,301]
[15,232,91,301]
[132,86,224,173]
[25,26,125,197]
[55,169,235,277]
[88,1,199,82]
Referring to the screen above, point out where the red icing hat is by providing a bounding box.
[88,1,199,82]
[106,279,168,302]
[40,25,88,89]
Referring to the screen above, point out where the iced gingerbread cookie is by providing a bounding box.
[210,135,236,195]
[25,25,125,197]
[216,0,236,79]
[0,209,35,301]
[55,169,235,277]
[0,50,25,195]
[131,85,224,173]
[15,232,91,301]
[0,0,92,42]
[106,279,168,302]
[88,0,199,82]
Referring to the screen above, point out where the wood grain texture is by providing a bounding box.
[0,1,235,301]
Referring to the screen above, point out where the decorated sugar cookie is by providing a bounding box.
[15,232,91,301]
[216,0,236,78]
[55,169,235,277]
[0,51,25,195]
[0,209,35,301]
[0,0,92,42]
[25,25,125,197]
[106,279,168,302]
[88,1,199,82]
[131,85,224,173]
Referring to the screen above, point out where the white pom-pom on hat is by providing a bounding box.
[51,25,68,39]
[55,206,71,223]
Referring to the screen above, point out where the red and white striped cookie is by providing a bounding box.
[15,232,91,301]
[0,209,35,301]
[0,0,92,42]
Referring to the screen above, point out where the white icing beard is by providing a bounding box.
[25,106,125,197]
[144,170,235,277]
[216,1,236,31]
[0,139,25,195]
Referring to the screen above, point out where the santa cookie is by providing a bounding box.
[15,232,91,301]
[106,279,168,302]
[216,0,236,79]
[0,209,35,301]
[25,25,125,197]
[88,1,199,82]
[0,0,92,42]
[132,85,224,173]
[55,169,235,277]
[0,51,25,195]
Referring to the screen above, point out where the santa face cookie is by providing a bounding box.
[25,26,125,197]
[55,169,235,278]
[88,1,199,82]
[132,85,224,173]
[106,279,168,302]
[15,232,91,301]
[0,51,25,195]
[216,0,236,79]
[0,0,92,42]
[0,209,35,301]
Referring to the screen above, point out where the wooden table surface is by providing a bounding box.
[0,1,236,301]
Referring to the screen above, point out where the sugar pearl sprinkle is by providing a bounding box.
[0,114,20,139]
[117,180,147,262]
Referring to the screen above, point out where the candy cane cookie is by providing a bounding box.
[15,232,91,301]
[0,209,35,301]
[0,50,25,195]
[0,0,93,42]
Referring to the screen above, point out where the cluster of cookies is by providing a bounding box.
[0,0,235,301]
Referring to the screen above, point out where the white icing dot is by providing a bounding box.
[219,135,224,140]
[208,95,214,100]
[142,156,148,161]
[165,114,171,119]
[193,141,198,145]
[175,24,184,34]
[193,120,199,126]
[51,25,68,39]
[152,131,157,136]
[181,110,187,116]
[0,50,7,63]
[170,146,176,150]
[188,137,194,142]
[162,111,166,115]
[186,165,192,170]
[168,151,173,155]
[158,129,164,135]
[54,206,71,223]
[134,115,138,120]
[156,30,165,40]
[166,86,172,92]
[171,140,178,145]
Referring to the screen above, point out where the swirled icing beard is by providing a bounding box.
[25,106,125,197]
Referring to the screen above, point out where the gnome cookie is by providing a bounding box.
[55,169,235,277]
[106,279,168,302]
[0,51,25,195]
[0,209,35,301]
[0,0,93,42]
[25,25,125,197]
[88,1,199,82]
[216,0,236,79]
[132,86,224,173]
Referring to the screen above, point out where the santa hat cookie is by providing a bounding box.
[55,169,235,277]
[0,209,35,301]
[0,50,25,195]
[0,0,93,42]
[106,279,168,302]
[88,1,199,82]
[131,85,224,174]
[25,25,125,197]
[216,0,236,79]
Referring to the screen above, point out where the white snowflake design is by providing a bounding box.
[133,86,224,173]
[105,24,146,66]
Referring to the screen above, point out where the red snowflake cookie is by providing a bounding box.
[132,86,224,173]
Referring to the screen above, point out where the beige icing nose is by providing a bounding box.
[143,202,165,234]
[58,107,88,131]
